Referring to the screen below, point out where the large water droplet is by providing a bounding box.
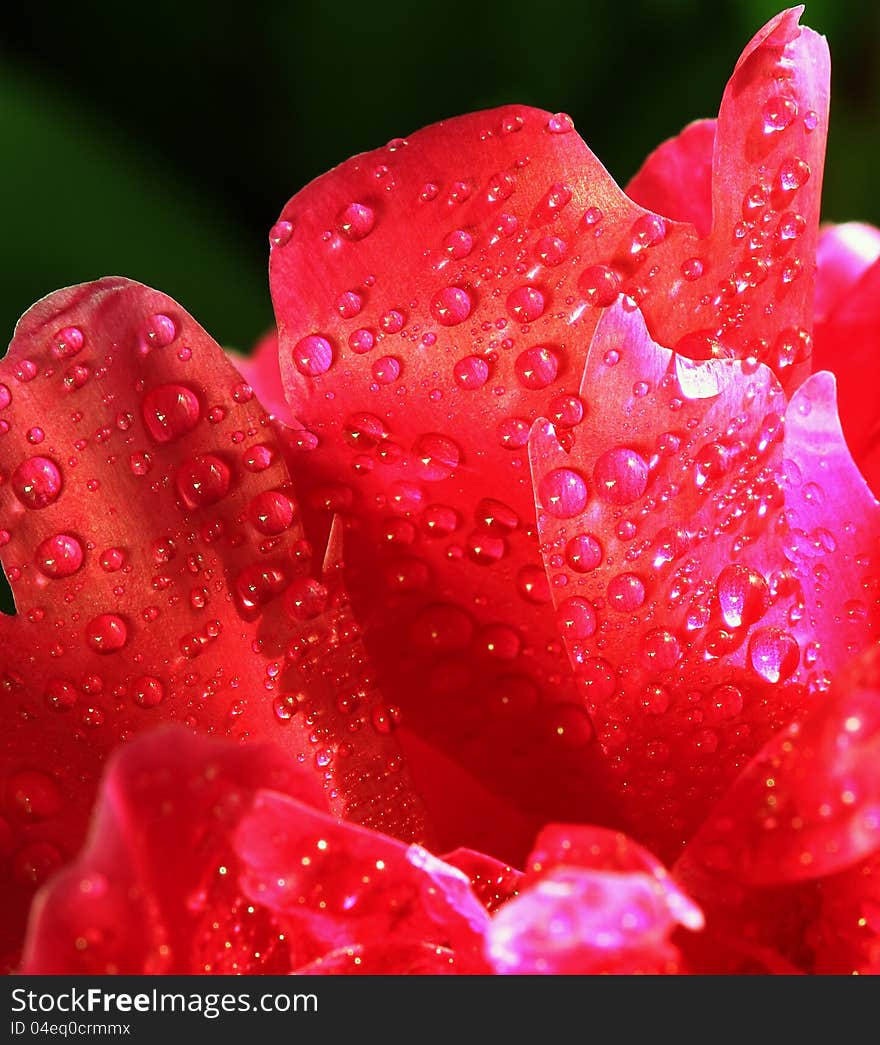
[716,564,770,630]
[556,596,597,639]
[748,627,799,684]
[539,468,588,519]
[506,285,546,322]
[431,286,473,326]
[413,433,461,481]
[142,384,201,443]
[338,202,376,240]
[248,490,295,535]
[293,334,334,376]
[515,346,559,390]
[11,457,63,509]
[176,455,232,509]
[85,613,128,654]
[34,533,84,578]
[593,447,649,506]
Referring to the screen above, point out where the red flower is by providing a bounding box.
[3,7,880,973]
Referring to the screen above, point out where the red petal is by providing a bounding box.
[21,726,325,973]
[268,11,828,840]
[235,789,491,972]
[529,304,880,855]
[0,280,425,964]
[813,255,880,495]
[485,824,701,974]
[814,222,880,324]
[626,119,716,237]
[676,643,880,973]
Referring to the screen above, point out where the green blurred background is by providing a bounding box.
[0,0,877,351]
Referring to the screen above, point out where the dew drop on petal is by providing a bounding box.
[11,457,63,509]
[431,286,473,327]
[141,384,201,444]
[34,534,83,578]
[175,455,232,509]
[748,627,799,684]
[293,335,334,376]
[593,447,649,506]
[539,468,588,518]
[337,202,376,240]
[85,614,128,655]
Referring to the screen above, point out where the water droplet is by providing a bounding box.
[423,503,459,537]
[496,416,530,449]
[444,229,474,258]
[762,94,797,134]
[607,572,646,612]
[506,285,546,322]
[548,393,584,429]
[293,334,334,376]
[580,265,621,307]
[411,604,474,651]
[372,355,401,384]
[51,326,85,360]
[7,770,62,820]
[716,564,769,630]
[338,202,376,240]
[642,629,681,670]
[431,286,473,326]
[536,236,567,266]
[175,455,232,509]
[44,678,77,712]
[539,468,588,519]
[546,112,574,134]
[556,596,597,639]
[85,613,128,655]
[748,628,799,684]
[269,220,293,246]
[413,433,461,481]
[142,384,201,444]
[248,490,295,534]
[11,456,63,509]
[547,703,593,747]
[453,355,489,389]
[34,533,83,578]
[144,314,177,348]
[336,290,364,318]
[593,447,649,506]
[132,675,165,708]
[517,564,552,604]
[565,533,602,573]
[515,346,559,390]
[283,578,328,621]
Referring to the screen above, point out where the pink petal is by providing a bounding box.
[529,304,879,855]
[813,255,880,495]
[486,824,701,974]
[814,222,880,323]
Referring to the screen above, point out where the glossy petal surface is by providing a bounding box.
[530,304,879,854]
[269,10,830,838]
[0,280,423,964]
